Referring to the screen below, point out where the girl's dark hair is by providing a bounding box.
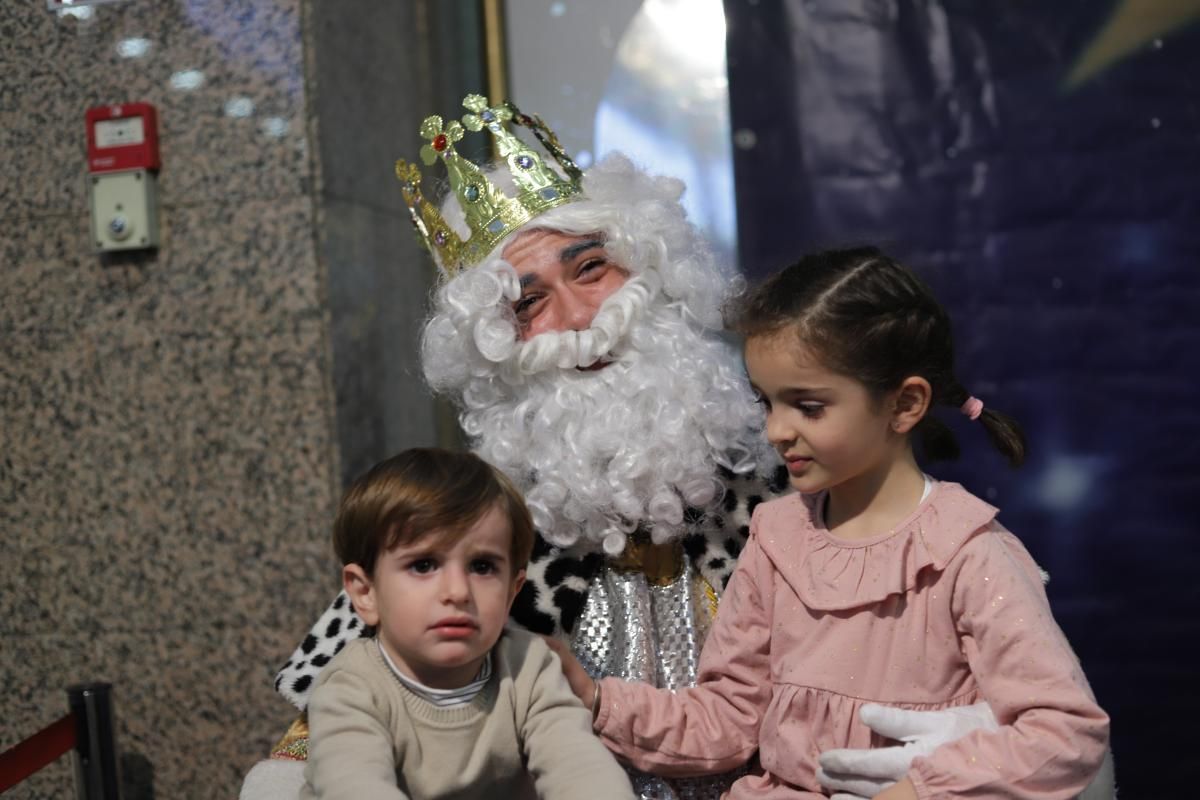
[728,246,1026,467]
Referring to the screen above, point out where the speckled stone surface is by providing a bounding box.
[0,2,342,797]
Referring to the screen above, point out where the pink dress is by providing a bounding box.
[594,482,1109,799]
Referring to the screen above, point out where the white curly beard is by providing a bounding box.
[446,275,770,554]
[420,153,775,553]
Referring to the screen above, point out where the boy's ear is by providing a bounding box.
[507,568,527,610]
[891,376,932,434]
[343,563,380,626]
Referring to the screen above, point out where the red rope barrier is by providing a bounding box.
[0,711,78,792]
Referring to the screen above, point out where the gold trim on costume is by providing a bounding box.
[609,533,685,586]
[269,714,310,761]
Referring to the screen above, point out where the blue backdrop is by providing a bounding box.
[725,2,1200,794]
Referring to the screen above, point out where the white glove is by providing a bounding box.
[239,758,306,800]
[817,702,999,798]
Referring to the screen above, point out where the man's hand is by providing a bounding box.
[817,702,999,798]
[541,635,597,710]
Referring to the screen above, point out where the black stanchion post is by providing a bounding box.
[67,682,123,800]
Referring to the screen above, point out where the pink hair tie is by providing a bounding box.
[960,396,984,421]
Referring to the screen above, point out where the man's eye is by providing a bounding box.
[513,294,540,316]
[578,257,606,276]
[409,558,436,574]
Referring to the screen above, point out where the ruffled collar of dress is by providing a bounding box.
[757,481,998,611]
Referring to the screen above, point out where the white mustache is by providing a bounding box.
[511,272,661,374]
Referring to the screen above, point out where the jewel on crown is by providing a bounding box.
[395,94,584,276]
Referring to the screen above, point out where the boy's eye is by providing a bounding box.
[470,558,498,575]
[409,558,436,575]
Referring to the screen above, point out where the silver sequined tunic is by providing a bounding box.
[570,553,745,800]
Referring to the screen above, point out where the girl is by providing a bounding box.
[553,247,1109,799]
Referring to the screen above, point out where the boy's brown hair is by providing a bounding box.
[333,448,534,578]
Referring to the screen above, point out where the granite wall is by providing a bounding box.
[0,1,466,796]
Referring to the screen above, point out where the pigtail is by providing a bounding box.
[977,407,1027,467]
[941,379,1027,468]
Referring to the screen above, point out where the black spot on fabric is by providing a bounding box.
[769,465,790,494]
[554,587,588,634]
[738,525,750,540]
[292,675,312,695]
[325,617,342,638]
[723,487,739,513]
[334,639,346,655]
[580,552,604,579]
[716,465,737,482]
[531,533,554,561]
[312,654,331,668]
[333,594,345,610]
[544,553,600,587]
[712,513,725,529]
[283,660,292,669]
[707,558,726,572]
[682,533,707,561]
[274,676,282,690]
[746,495,764,516]
[724,537,743,559]
[683,506,705,526]
[348,617,358,630]
[301,634,317,655]
[295,661,306,670]
[721,570,735,589]
[362,625,376,637]
[511,582,556,634]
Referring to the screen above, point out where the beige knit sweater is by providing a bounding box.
[300,629,633,799]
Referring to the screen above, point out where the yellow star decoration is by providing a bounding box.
[1065,0,1200,89]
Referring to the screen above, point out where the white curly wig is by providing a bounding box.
[420,153,772,553]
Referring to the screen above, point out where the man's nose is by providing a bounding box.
[558,288,596,331]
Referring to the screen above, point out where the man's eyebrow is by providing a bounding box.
[517,238,607,290]
[559,238,605,263]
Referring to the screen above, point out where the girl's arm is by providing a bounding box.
[907,527,1110,799]
[591,518,776,777]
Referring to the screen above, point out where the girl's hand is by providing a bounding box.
[541,635,597,710]
[871,777,918,800]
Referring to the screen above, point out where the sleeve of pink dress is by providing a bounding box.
[592,517,775,777]
[908,527,1111,799]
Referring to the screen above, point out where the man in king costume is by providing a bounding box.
[242,95,1114,800]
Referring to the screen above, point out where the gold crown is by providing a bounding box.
[395,94,584,275]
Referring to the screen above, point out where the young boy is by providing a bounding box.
[300,448,633,799]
